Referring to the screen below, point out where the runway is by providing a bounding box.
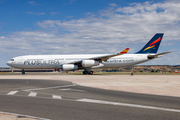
[0,79,180,120]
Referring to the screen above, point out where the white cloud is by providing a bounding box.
[69,0,76,4]
[28,1,38,5]
[66,16,74,19]
[37,20,61,28]
[27,12,45,15]
[1,1,180,66]
[50,12,60,15]
[109,3,118,7]
[63,0,76,5]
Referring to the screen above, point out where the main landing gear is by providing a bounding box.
[22,69,25,75]
[83,69,93,75]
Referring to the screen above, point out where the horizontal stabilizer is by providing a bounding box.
[148,51,172,59]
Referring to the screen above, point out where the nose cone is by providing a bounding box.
[6,61,12,66]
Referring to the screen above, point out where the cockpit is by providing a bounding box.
[6,58,15,67]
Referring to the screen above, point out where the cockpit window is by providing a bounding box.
[11,59,14,61]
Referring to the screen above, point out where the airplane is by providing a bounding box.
[6,33,171,75]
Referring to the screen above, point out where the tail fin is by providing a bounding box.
[136,33,164,54]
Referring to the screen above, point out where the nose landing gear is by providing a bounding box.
[22,69,25,75]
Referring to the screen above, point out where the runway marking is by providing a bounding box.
[60,88,86,92]
[7,91,18,95]
[25,84,76,91]
[28,92,37,97]
[52,95,62,99]
[76,99,180,113]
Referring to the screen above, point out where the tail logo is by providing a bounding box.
[143,37,161,51]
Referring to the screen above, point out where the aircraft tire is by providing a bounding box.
[22,70,25,75]
[83,71,88,75]
[89,71,93,75]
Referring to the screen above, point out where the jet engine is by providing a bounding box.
[82,60,100,67]
[62,64,78,71]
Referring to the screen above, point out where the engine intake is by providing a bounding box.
[82,60,100,67]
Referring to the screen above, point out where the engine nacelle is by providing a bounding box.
[62,64,78,71]
[82,60,100,67]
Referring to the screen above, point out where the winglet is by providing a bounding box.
[120,48,129,54]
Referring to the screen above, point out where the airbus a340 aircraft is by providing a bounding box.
[7,33,171,75]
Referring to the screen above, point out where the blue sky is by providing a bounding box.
[0,0,180,67]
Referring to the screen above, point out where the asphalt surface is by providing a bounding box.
[0,79,180,120]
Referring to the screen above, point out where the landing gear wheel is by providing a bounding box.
[83,71,88,75]
[89,71,93,75]
[22,69,25,75]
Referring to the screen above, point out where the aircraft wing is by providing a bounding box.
[148,51,172,59]
[67,48,129,65]
[89,48,129,62]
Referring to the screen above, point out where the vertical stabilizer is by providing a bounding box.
[136,33,164,54]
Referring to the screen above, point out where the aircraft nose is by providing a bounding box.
[6,61,12,66]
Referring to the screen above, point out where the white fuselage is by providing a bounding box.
[6,54,150,70]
